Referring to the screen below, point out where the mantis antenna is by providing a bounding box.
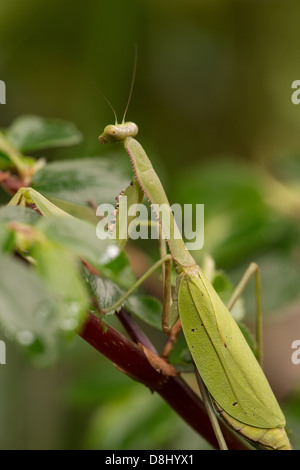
[122,45,138,124]
[59,47,137,125]
[76,68,118,125]
[57,49,118,124]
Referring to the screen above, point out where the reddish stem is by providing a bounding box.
[79,311,251,450]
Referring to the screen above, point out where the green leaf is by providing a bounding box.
[32,155,131,206]
[36,216,129,279]
[3,211,135,290]
[179,348,193,364]
[98,244,136,289]
[87,273,162,329]
[0,205,40,224]
[125,295,162,329]
[0,151,14,170]
[0,225,16,253]
[0,206,40,253]
[6,115,82,152]
[37,215,102,259]
[0,253,80,364]
[88,276,123,313]
[32,240,89,336]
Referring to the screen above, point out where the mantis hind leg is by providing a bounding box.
[195,369,228,450]
[226,262,263,366]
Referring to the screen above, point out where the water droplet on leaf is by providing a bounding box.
[99,244,120,264]
[17,330,35,346]
[60,318,78,331]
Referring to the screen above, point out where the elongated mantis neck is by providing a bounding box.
[99,123,196,269]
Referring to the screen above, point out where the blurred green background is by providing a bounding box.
[1,0,300,450]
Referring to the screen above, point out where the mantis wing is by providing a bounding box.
[178,270,285,429]
[8,187,72,218]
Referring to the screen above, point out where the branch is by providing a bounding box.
[79,311,252,450]
[117,308,158,354]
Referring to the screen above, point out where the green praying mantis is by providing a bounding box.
[93,59,292,449]
[5,58,291,450]
[97,121,291,450]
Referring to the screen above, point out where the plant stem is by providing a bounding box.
[79,311,252,450]
[0,132,26,176]
[117,308,158,354]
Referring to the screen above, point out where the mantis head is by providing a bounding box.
[98,122,139,144]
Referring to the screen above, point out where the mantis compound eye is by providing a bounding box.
[98,122,138,143]
[98,124,118,143]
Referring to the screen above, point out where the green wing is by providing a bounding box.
[178,270,285,428]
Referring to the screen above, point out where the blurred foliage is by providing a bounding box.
[0,0,300,451]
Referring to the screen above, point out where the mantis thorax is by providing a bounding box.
[99,122,138,144]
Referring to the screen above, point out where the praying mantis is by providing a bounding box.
[95,80,292,449]
[5,58,291,450]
